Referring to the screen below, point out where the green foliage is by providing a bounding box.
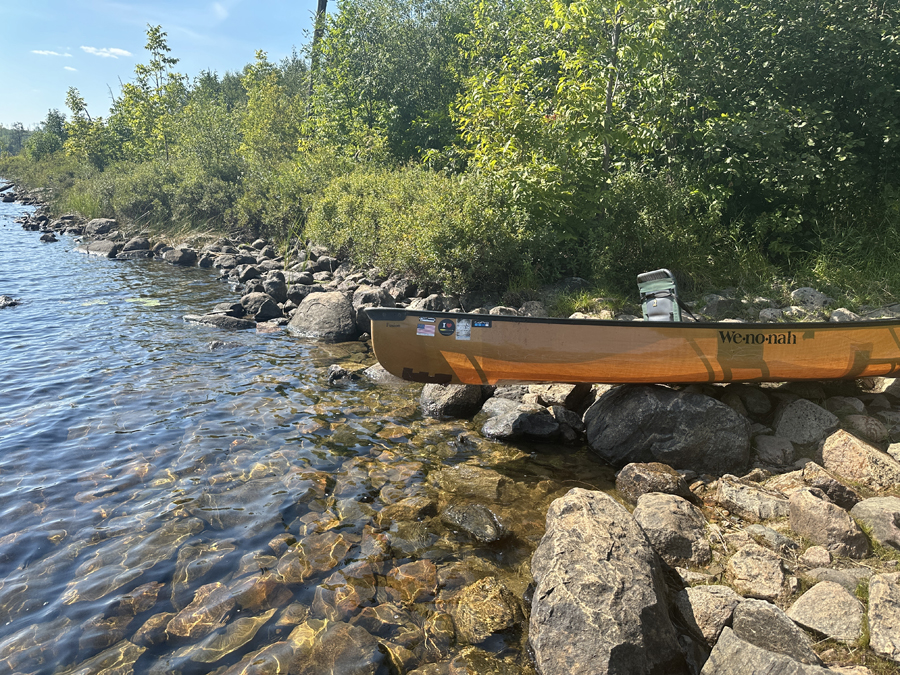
[0,123,30,156]
[24,110,67,160]
[309,0,470,161]
[307,167,532,291]
[110,25,187,161]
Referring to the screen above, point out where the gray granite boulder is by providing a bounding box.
[615,462,695,505]
[726,544,785,601]
[715,475,790,522]
[241,292,282,322]
[675,585,742,646]
[732,598,822,665]
[752,435,794,467]
[530,489,689,675]
[84,217,117,236]
[583,385,750,475]
[800,462,862,511]
[420,384,483,419]
[700,627,831,674]
[352,285,395,332]
[288,291,359,342]
[482,403,559,441]
[868,572,900,664]
[632,493,711,567]
[786,580,864,644]
[77,240,119,258]
[774,399,838,446]
[162,247,198,266]
[788,488,870,559]
[849,497,900,551]
[183,314,256,330]
[822,429,900,491]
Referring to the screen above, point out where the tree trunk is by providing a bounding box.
[308,0,329,107]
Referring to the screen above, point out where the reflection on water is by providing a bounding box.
[0,202,613,674]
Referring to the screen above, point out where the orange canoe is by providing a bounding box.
[365,308,900,385]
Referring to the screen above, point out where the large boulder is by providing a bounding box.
[675,585,742,646]
[77,240,120,258]
[529,489,689,675]
[583,385,750,475]
[162,247,198,266]
[288,291,359,342]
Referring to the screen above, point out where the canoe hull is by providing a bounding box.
[365,308,900,385]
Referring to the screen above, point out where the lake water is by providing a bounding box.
[0,199,613,674]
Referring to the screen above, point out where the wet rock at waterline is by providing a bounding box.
[76,240,120,258]
[529,488,689,675]
[420,383,484,419]
[288,291,359,341]
[0,295,21,308]
[183,314,257,330]
[240,292,283,322]
[584,384,751,474]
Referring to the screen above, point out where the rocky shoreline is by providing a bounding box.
[6,194,900,674]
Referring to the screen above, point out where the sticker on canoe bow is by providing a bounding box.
[473,320,492,328]
[438,319,455,336]
[402,368,452,384]
[419,316,436,322]
[417,323,436,337]
[456,319,471,341]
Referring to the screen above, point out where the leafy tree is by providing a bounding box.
[310,0,471,161]
[63,87,116,168]
[111,24,187,161]
[25,109,68,160]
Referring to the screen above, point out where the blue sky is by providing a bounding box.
[0,0,320,127]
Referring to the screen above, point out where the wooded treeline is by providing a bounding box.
[2,0,899,300]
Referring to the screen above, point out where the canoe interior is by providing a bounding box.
[365,308,900,385]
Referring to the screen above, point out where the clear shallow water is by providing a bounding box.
[0,200,613,674]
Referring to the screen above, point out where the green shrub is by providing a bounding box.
[307,166,534,292]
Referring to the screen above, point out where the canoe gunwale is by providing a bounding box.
[364,307,900,332]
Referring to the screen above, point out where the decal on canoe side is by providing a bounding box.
[456,319,471,341]
[417,323,436,337]
[473,320,492,328]
[438,319,455,336]
[402,368,452,384]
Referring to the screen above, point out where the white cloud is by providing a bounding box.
[80,46,132,59]
[212,2,229,20]
[32,50,72,57]
[64,66,77,72]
